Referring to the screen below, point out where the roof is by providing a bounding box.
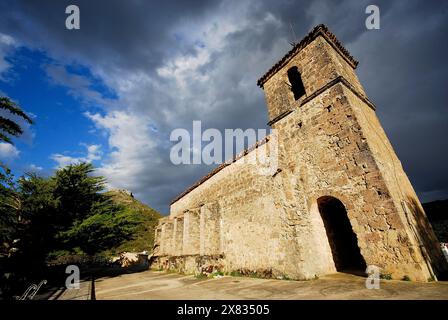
[257,24,358,88]
[170,136,270,205]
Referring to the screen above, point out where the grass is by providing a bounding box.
[248,271,259,278]
[210,271,224,277]
[103,189,162,254]
[380,273,392,280]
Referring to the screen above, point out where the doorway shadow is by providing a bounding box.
[317,196,367,275]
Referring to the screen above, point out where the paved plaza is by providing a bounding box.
[90,270,448,300]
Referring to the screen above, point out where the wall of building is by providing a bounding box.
[152,28,447,282]
[262,35,365,123]
[153,142,309,278]
[344,86,447,278]
[269,78,445,281]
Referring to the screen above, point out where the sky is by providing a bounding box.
[0,0,447,214]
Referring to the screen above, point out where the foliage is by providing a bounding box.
[0,96,33,144]
[380,273,392,280]
[0,96,31,256]
[104,189,161,254]
[40,162,140,257]
[1,161,161,271]
[0,165,19,256]
[59,199,139,255]
[0,96,34,298]
[402,275,411,281]
[210,271,224,278]
[0,95,163,298]
[15,174,58,270]
[1,162,149,297]
[229,270,243,277]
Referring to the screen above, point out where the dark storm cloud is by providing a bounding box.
[0,0,447,212]
[349,0,448,201]
[0,0,219,72]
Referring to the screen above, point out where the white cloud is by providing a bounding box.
[69,2,287,211]
[85,111,157,190]
[0,32,17,79]
[44,64,116,108]
[2,1,289,211]
[27,164,43,172]
[0,142,20,159]
[50,143,102,168]
[3,0,448,210]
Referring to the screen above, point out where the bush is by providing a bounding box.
[380,273,392,280]
[402,275,411,281]
[229,271,243,277]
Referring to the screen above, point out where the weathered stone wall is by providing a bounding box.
[173,217,184,256]
[158,143,297,278]
[200,202,221,255]
[263,35,365,123]
[152,26,447,282]
[183,209,200,255]
[343,86,447,277]
[269,79,446,281]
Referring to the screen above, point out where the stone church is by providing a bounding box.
[152,25,447,281]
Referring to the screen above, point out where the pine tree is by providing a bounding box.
[0,96,33,144]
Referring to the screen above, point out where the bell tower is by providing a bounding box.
[257,25,447,281]
[258,25,368,125]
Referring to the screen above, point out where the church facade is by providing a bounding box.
[151,25,447,282]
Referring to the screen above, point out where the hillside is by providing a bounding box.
[423,199,448,243]
[105,189,162,254]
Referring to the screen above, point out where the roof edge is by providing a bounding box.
[257,24,359,88]
[170,136,270,205]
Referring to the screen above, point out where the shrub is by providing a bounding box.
[380,273,392,280]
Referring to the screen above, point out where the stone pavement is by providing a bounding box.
[50,279,92,300]
[94,270,448,300]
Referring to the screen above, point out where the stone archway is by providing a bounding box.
[317,196,366,273]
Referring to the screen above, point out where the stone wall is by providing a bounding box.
[153,142,294,278]
[152,25,447,282]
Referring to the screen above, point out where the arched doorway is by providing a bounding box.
[317,196,366,273]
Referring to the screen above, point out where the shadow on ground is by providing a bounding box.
[92,270,448,300]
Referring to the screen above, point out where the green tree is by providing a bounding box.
[0,96,33,298]
[61,201,139,255]
[0,165,19,256]
[17,174,58,269]
[53,162,107,225]
[1,162,143,299]
[53,162,138,255]
[0,96,33,144]
[0,96,32,252]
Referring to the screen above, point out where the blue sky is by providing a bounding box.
[0,46,108,175]
[1,0,447,213]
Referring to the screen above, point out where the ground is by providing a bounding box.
[88,270,448,300]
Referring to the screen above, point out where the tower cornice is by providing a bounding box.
[257,24,359,88]
[266,75,376,127]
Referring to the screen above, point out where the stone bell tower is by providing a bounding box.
[257,24,447,281]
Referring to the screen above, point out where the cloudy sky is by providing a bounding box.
[0,0,447,213]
